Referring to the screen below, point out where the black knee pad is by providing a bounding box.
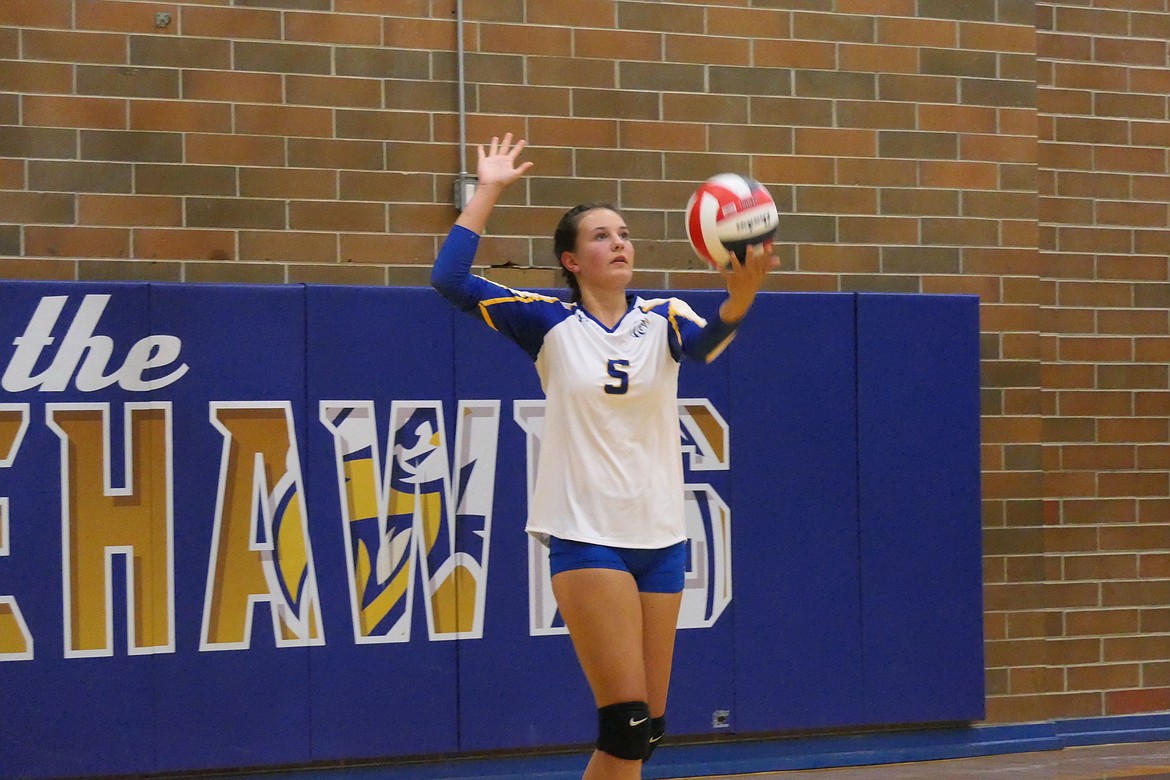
[597,701,651,760]
[644,715,666,761]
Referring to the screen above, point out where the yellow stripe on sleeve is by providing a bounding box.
[477,288,565,331]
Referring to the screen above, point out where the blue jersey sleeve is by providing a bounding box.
[431,225,571,361]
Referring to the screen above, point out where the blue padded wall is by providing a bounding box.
[856,294,984,724]
[0,283,983,779]
[729,292,864,732]
[304,286,460,761]
[150,283,313,774]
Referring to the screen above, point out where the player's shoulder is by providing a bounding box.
[636,295,705,325]
[483,282,569,308]
[477,282,575,334]
[481,284,576,321]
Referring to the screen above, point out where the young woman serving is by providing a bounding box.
[431,134,776,780]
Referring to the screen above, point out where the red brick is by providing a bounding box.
[1096,145,1168,175]
[662,93,749,124]
[620,121,706,152]
[185,134,285,167]
[877,17,956,48]
[525,56,616,88]
[340,233,438,265]
[287,75,384,109]
[1051,62,1129,92]
[962,133,1037,164]
[287,138,383,171]
[79,194,182,227]
[182,6,282,41]
[243,168,339,200]
[22,29,128,64]
[568,28,655,61]
[921,159,996,188]
[793,12,874,44]
[837,0,915,15]
[1056,6,1130,36]
[1136,392,1170,418]
[284,11,382,45]
[234,104,334,138]
[754,39,836,70]
[706,7,790,39]
[0,192,75,224]
[1067,664,1142,692]
[837,158,917,187]
[1038,87,1093,116]
[1130,66,1170,95]
[383,17,455,50]
[839,215,921,245]
[1094,37,1168,67]
[0,61,74,94]
[23,95,127,130]
[962,21,1036,53]
[0,258,76,279]
[0,0,72,27]
[1099,418,1170,444]
[665,34,751,66]
[239,231,339,264]
[130,100,232,133]
[182,71,283,104]
[289,201,386,233]
[0,159,23,189]
[754,155,835,185]
[134,228,234,261]
[920,104,999,134]
[526,1,616,28]
[76,0,180,34]
[794,127,876,157]
[839,43,918,74]
[25,226,129,259]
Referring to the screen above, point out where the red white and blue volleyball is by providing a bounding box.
[685,174,779,270]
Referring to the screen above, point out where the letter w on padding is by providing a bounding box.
[320,401,500,642]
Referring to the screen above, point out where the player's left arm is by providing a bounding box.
[676,242,779,363]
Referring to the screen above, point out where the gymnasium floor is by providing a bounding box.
[684,741,1170,780]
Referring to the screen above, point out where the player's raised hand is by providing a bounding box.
[456,133,535,235]
[476,133,534,189]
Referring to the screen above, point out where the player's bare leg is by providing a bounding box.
[553,567,647,780]
[640,589,683,753]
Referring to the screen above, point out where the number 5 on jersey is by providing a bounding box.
[605,359,631,395]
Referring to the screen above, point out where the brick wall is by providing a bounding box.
[1022,0,1170,722]
[1,0,1167,725]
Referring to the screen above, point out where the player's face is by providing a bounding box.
[562,209,634,292]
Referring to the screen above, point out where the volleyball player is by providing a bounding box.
[431,134,776,780]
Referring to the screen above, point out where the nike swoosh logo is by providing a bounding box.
[629,717,649,726]
[649,734,663,743]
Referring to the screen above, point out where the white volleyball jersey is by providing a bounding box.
[433,225,738,549]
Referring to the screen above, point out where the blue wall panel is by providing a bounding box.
[149,283,313,774]
[729,293,865,732]
[0,282,158,779]
[451,302,593,752]
[0,283,983,779]
[856,294,984,724]
[668,291,737,740]
[304,286,459,761]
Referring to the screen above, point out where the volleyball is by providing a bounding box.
[685,174,779,270]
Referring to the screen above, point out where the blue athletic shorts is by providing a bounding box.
[548,537,687,594]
